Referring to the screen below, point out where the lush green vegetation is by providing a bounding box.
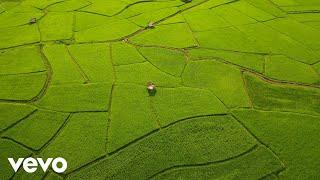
[0,0,319,179]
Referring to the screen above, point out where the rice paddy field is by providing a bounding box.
[0,0,320,179]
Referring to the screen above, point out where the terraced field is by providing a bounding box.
[0,0,320,179]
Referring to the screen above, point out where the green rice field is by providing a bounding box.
[0,0,320,179]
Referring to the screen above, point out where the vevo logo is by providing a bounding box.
[8,157,67,173]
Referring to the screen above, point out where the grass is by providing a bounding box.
[69,116,261,179]
[182,60,251,108]
[232,109,320,179]
[0,0,320,179]
[41,112,108,173]
[3,110,68,150]
[265,55,319,84]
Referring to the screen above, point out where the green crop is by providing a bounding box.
[0,0,319,179]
